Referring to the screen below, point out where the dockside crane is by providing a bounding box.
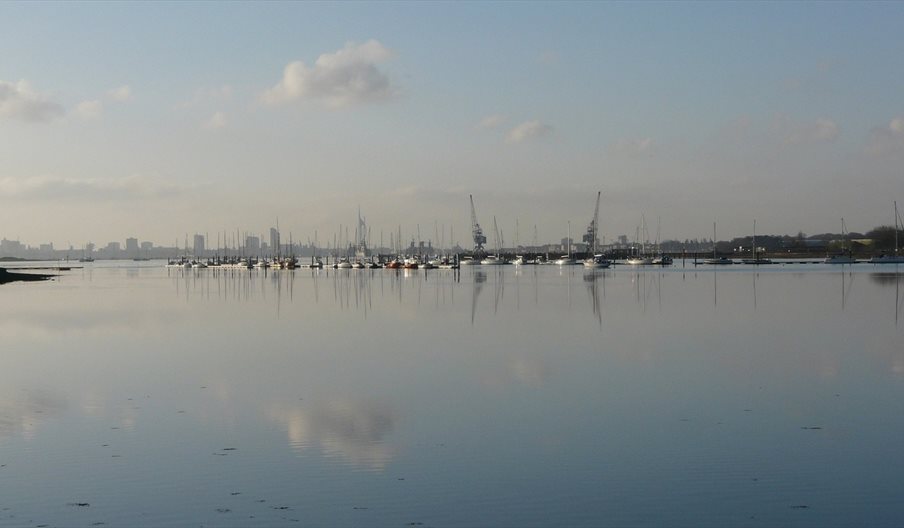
[583,191,601,254]
[470,194,487,255]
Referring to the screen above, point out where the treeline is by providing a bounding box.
[659,225,904,254]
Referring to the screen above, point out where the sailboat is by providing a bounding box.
[625,216,652,265]
[555,221,576,265]
[742,219,772,265]
[650,216,673,265]
[481,216,505,265]
[869,201,904,263]
[703,222,733,265]
[825,218,857,264]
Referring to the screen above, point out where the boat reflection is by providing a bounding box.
[583,270,607,326]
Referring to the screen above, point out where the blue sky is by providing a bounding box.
[1,1,904,247]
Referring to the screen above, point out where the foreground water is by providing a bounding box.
[1,262,902,527]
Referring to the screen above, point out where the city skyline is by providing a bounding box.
[2,2,904,246]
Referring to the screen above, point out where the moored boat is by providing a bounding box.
[869,201,904,263]
[625,256,653,265]
[582,254,611,268]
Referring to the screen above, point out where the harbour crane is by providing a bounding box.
[470,194,487,255]
[582,191,601,254]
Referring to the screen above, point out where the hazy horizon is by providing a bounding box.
[2,2,904,247]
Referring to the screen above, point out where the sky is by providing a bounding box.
[2,1,904,248]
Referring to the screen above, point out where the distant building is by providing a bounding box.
[126,238,139,252]
[269,228,279,254]
[193,234,205,255]
[0,239,25,255]
[140,241,153,251]
[105,242,121,252]
[39,243,53,252]
[246,235,260,252]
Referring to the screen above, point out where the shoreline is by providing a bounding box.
[0,268,54,284]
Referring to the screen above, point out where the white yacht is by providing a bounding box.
[582,254,611,268]
[625,256,653,265]
[480,255,505,265]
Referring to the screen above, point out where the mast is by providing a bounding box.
[567,221,571,258]
[713,222,717,259]
[492,216,500,256]
[841,218,847,256]
[753,219,756,260]
[641,215,647,256]
[515,218,520,251]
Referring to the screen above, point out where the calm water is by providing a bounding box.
[1,262,903,527]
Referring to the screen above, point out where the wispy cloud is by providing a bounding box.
[75,100,103,120]
[611,137,654,155]
[260,40,396,108]
[475,114,506,130]
[202,111,227,130]
[0,174,197,201]
[107,85,132,102]
[506,120,553,144]
[0,80,64,123]
[866,116,904,156]
[776,115,839,145]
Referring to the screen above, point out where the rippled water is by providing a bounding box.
[1,262,903,527]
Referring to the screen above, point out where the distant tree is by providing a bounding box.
[865,226,904,250]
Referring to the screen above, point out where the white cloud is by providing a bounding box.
[0,80,64,123]
[107,85,132,102]
[475,114,506,130]
[75,100,103,119]
[202,111,227,130]
[506,120,553,144]
[261,40,396,108]
[867,116,904,156]
[778,116,839,145]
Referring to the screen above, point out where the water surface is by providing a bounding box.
[1,262,903,526]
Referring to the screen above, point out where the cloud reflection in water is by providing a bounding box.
[269,399,396,471]
[0,390,66,441]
